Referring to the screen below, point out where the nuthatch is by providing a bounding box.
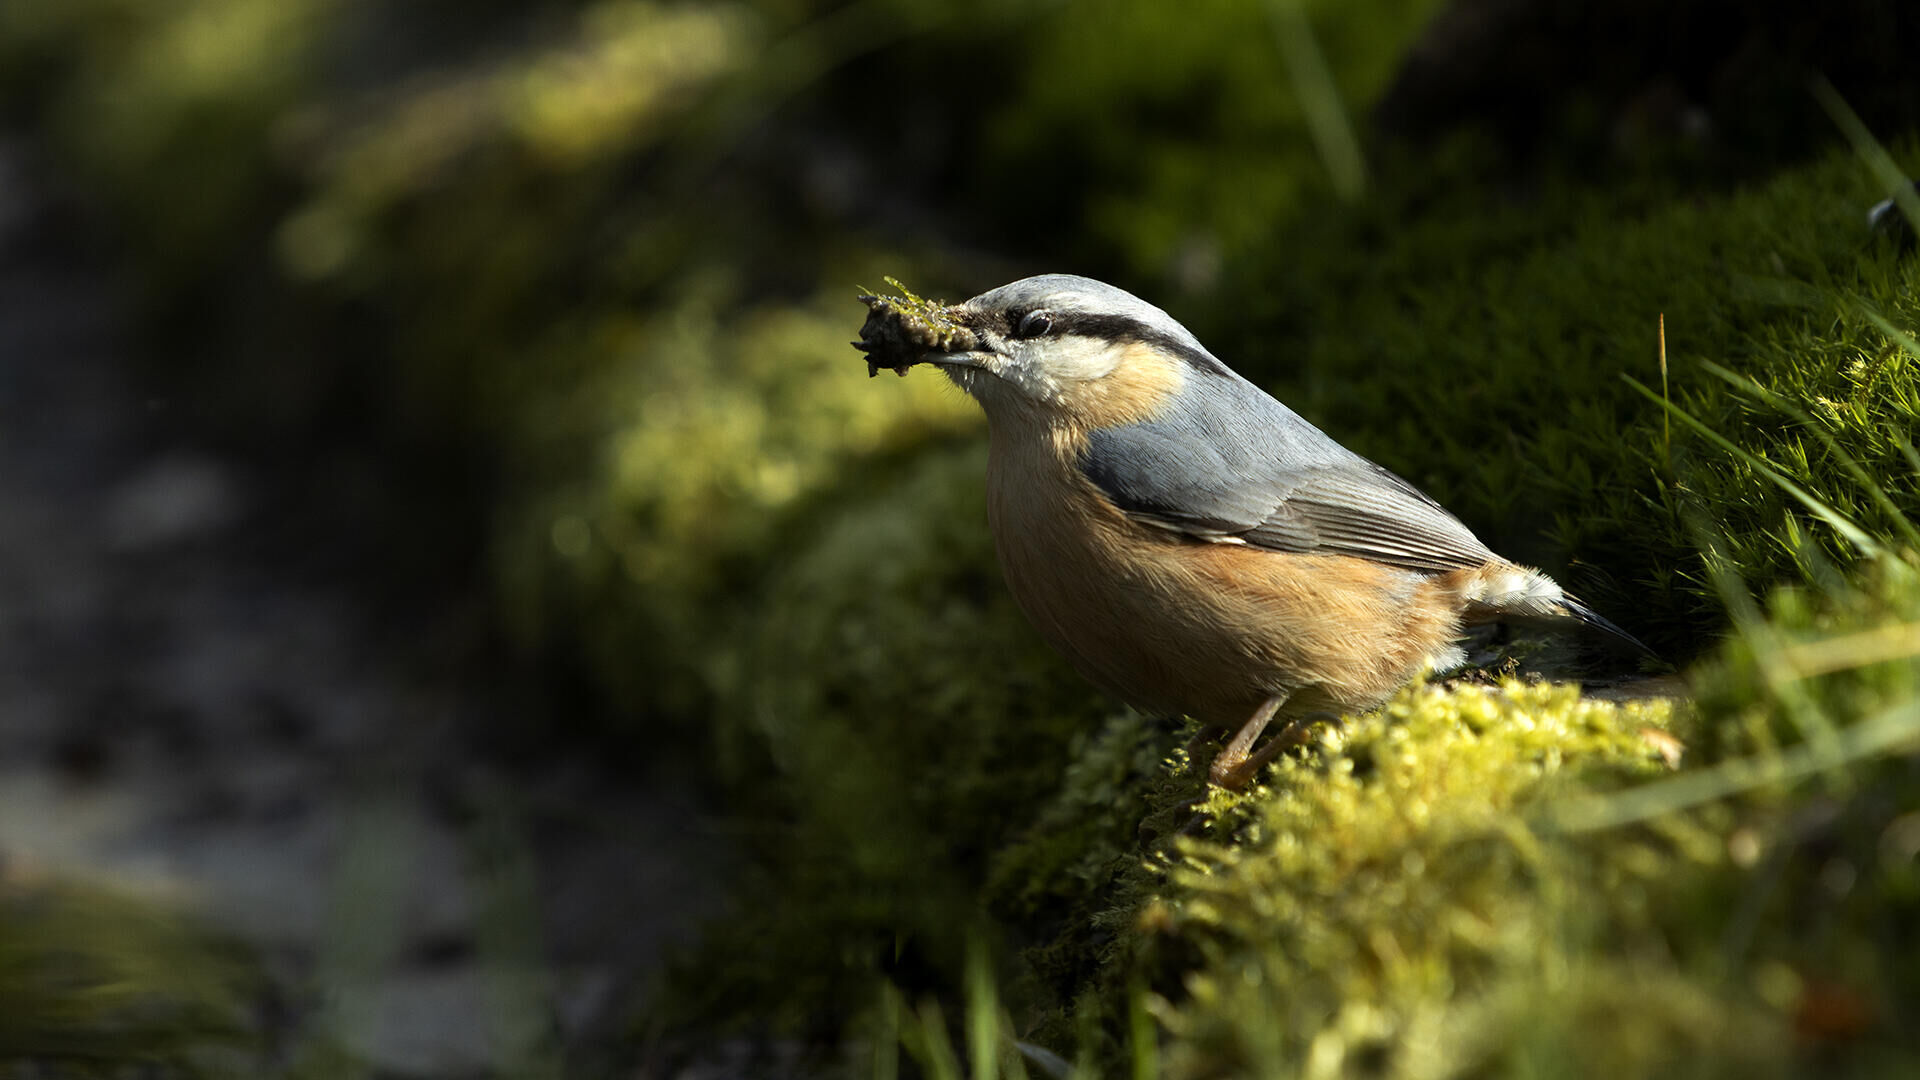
[855,274,1644,789]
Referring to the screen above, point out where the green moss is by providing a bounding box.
[483,279,981,723]
[0,0,338,292]
[1142,682,1695,1078]
[856,277,978,375]
[0,880,257,1074]
[659,439,1112,1026]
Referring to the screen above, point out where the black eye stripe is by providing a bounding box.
[1043,312,1230,375]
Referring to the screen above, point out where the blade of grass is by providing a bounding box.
[1699,359,1920,553]
[1633,366,1853,749]
[1812,76,1920,238]
[1858,305,1920,365]
[1623,374,1885,557]
[1895,432,1920,480]
[1264,0,1366,200]
[1682,513,1837,759]
[1128,978,1157,1080]
[1771,619,1920,678]
[1660,313,1671,474]
[874,984,902,1080]
[904,998,965,1080]
[1568,358,1920,829]
[1068,989,1102,1080]
[1552,698,1920,833]
[965,936,999,1080]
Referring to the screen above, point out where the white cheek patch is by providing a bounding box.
[1001,335,1127,403]
[1042,334,1127,381]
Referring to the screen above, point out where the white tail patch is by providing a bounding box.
[1460,563,1566,617]
[1426,642,1470,676]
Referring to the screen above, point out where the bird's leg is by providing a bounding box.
[1182,723,1226,765]
[1210,693,1301,789]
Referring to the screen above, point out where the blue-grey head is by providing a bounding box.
[892,274,1235,429]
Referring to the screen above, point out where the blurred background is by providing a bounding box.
[2,0,1919,1075]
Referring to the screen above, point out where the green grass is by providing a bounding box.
[0,879,258,1075]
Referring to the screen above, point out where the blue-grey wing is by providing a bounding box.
[1080,372,1497,573]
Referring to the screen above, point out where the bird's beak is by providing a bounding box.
[926,307,1000,370]
[854,295,998,378]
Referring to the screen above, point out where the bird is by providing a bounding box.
[854,274,1647,789]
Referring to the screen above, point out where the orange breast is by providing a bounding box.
[984,425,1465,727]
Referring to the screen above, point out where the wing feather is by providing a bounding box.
[1081,373,1496,572]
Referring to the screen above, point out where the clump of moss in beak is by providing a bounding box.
[853,276,979,377]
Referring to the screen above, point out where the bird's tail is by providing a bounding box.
[1559,595,1657,659]
[1453,561,1659,673]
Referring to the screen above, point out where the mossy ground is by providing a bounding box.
[6,0,1920,1075]
[696,157,1920,1080]
[0,878,258,1075]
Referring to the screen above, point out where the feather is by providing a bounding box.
[1082,367,1497,573]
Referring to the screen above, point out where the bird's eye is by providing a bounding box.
[1016,310,1053,339]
